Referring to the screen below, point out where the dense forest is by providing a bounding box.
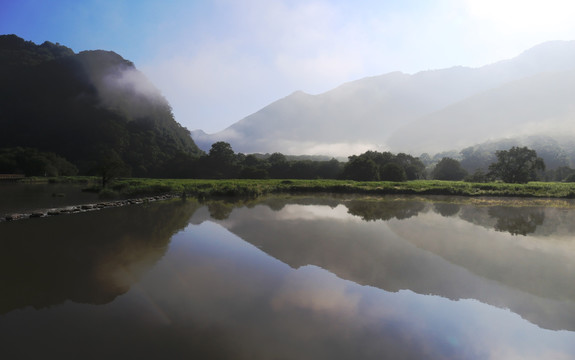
[0,35,202,178]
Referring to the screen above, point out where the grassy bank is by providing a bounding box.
[85,178,575,199]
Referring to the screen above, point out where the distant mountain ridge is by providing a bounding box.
[0,34,202,177]
[192,40,575,157]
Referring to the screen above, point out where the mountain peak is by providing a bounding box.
[289,90,311,97]
[0,34,74,66]
[520,40,575,56]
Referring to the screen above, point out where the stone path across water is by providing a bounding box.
[1,194,177,222]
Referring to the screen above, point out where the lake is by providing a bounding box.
[1,188,575,359]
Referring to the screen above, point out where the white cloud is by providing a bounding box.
[107,67,163,101]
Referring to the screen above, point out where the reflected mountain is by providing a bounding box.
[207,201,236,220]
[0,199,200,314]
[194,195,575,331]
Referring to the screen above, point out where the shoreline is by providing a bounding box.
[4,178,575,222]
[100,178,575,199]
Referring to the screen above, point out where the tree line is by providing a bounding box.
[184,143,557,184]
[145,142,555,184]
[4,142,572,185]
[431,146,546,183]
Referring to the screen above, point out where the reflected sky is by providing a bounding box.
[1,195,575,359]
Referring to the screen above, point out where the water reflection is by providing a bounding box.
[0,183,100,217]
[0,199,199,314]
[433,202,461,217]
[1,195,575,359]
[347,197,425,220]
[488,206,545,235]
[206,200,236,220]
[195,196,575,332]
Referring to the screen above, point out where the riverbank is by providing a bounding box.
[88,178,575,199]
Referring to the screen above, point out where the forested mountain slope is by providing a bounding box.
[0,35,202,177]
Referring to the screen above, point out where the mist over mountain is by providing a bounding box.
[389,68,575,154]
[193,40,575,157]
[0,35,202,177]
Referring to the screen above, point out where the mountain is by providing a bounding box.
[388,68,575,154]
[0,34,202,177]
[193,40,575,157]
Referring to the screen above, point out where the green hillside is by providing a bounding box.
[0,35,202,177]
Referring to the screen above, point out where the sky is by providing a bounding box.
[2,0,575,134]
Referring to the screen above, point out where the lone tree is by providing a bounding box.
[94,149,129,188]
[205,141,239,178]
[488,146,545,183]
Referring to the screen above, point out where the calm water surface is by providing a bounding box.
[0,183,99,217]
[1,192,575,359]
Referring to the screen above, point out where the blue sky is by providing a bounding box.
[2,0,575,133]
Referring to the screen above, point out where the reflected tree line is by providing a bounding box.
[487,207,545,236]
[347,199,546,235]
[202,195,548,236]
[432,202,546,236]
[346,199,426,221]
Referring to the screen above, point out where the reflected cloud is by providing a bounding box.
[271,265,360,317]
[276,204,355,221]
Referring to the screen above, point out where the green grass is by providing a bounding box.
[94,178,575,199]
[24,176,575,199]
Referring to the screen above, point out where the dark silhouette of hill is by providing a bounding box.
[0,35,202,177]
